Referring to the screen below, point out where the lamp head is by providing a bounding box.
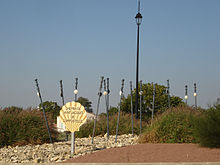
[74,89,78,95]
[135,12,143,25]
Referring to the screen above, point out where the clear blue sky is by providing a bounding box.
[0,0,219,112]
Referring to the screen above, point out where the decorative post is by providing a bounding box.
[35,79,52,143]
[152,83,155,120]
[185,85,188,105]
[167,80,170,108]
[103,79,110,139]
[115,79,125,143]
[92,76,104,144]
[59,80,68,141]
[194,83,197,108]
[71,77,78,155]
[130,81,134,136]
[60,80,65,106]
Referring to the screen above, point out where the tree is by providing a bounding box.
[39,101,61,122]
[120,83,184,118]
[108,106,118,116]
[77,97,93,113]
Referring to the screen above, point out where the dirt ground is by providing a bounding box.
[64,143,220,163]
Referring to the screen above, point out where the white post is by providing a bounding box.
[71,132,75,155]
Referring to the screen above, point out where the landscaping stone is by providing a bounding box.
[0,134,138,163]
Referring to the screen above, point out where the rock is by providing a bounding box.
[33,158,41,163]
[0,134,138,163]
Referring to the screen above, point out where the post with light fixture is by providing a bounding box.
[135,0,143,119]
[106,78,110,138]
[60,80,69,141]
[92,76,104,144]
[194,83,197,108]
[74,78,78,101]
[185,85,188,105]
[60,80,65,106]
[71,77,78,155]
[139,80,143,134]
[167,80,170,108]
[115,79,125,143]
[103,79,110,139]
[35,79,52,143]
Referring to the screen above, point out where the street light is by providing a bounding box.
[135,0,143,119]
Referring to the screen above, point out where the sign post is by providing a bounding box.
[59,101,87,155]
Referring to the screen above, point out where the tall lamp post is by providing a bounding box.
[135,0,143,119]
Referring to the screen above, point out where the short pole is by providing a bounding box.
[152,83,155,120]
[194,83,197,108]
[167,80,170,108]
[130,81,134,136]
[185,85,188,105]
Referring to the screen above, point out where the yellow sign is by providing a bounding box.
[59,101,87,132]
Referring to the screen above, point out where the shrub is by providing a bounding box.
[39,101,61,123]
[75,112,147,138]
[0,107,58,147]
[194,104,220,148]
[139,106,200,143]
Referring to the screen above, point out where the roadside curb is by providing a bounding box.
[1,162,220,165]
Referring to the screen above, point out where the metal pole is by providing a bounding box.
[59,80,65,106]
[115,79,125,143]
[59,80,68,141]
[194,83,197,108]
[92,76,104,144]
[103,79,109,139]
[135,23,140,119]
[74,78,78,101]
[106,78,110,139]
[130,81,134,136]
[152,83,155,120]
[35,79,52,143]
[140,80,142,134]
[185,85,188,105]
[71,77,78,155]
[167,80,170,108]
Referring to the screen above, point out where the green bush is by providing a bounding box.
[0,107,58,147]
[194,104,220,148]
[39,101,61,123]
[139,106,200,143]
[75,112,147,138]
